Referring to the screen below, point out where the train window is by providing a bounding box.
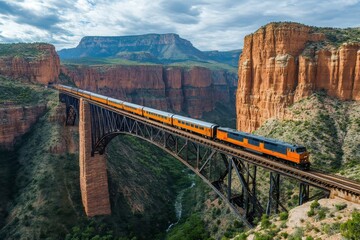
[296,147,306,153]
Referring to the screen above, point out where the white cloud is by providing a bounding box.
[0,0,359,51]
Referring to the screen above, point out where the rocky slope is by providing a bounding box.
[61,64,237,118]
[236,22,360,132]
[0,43,60,84]
[236,198,360,240]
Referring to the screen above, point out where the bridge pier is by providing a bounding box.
[79,98,111,217]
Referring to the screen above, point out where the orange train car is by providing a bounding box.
[143,107,173,125]
[90,92,108,104]
[108,97,124,110]
[123,102,143,116]
[216,127,310,169]
[172,115,217,138]
[55,84,311,169]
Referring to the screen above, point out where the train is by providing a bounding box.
[55,84,310,169]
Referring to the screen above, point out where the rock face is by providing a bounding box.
[236,22,360,132]
[0,44,60,84]
[0,104,47,149]
[58,34,205,62]
[58,34,242,65]
[61,65,237,118]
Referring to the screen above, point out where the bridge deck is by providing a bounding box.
[61,90,360,201]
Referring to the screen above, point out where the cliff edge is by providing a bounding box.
[236,22,360,132]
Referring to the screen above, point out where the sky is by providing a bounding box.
[0,0,359,51]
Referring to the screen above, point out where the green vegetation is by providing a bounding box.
[335,203,347,211]
[62,57,237,73]
[256,93,360,174]
[340,211,360,240]
[168,60,237,73]
[0,43,50,59]
[166,214,210,240]
[260,214,271,229]
[61,57,159,66]
[0,76,51,105]
[312,27,360,46]
[279,212,289,221]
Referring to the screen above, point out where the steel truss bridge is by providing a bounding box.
[60,91,360,227]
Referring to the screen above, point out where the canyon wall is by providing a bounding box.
[0,104,47,149]
[0,44,60,84]
[236,22,360,132]
[62,65,237,118]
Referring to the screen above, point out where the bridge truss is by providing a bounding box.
[60,93,332,227]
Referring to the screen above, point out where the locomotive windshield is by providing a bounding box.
[296,147,306,153]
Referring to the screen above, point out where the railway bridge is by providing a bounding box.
[59,89,360,227]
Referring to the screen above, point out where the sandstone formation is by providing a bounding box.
[236,23,360,132]
[0,44,60,84]
[61,65,237,118]
[0,104,47,149]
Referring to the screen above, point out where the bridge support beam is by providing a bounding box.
[79,98,111,217]
[299,182,310,205]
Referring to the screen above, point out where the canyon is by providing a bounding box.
[61,64,237,118]
[236,22,360,132]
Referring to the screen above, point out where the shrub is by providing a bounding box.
[280,232,289,239]
[233,220,243,228]
[234,233,247,240]
[340,211,360,240]
[260,214,271,229]
[305,237,314,240]
[288,227,304,240]
[279,212,289,221]
[335,203,347,211]
[254,232,272,240]
[307,209,315,217]
[310,200,320,209]
[317,208,327,220]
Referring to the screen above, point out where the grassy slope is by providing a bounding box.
[61,58,237,73]
[0,76,51,106]
[255,92,360,175]
[0,91,85,239]
[0,43,50,59]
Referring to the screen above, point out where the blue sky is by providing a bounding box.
[0,0,359,51]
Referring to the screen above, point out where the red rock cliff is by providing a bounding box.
[236,23,360,132]
[0,104,47,149]
[62,65,237,118]
[0,44,60,84]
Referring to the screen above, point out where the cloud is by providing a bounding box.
[0,0,359,51]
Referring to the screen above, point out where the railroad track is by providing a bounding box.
[61,91,360,199]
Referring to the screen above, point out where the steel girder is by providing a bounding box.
[59,93,79,126]
[59,95,328,227]
[87,103,265,226]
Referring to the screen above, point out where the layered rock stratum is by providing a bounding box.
[0,43,60,84]
[236,22,360,132]
[0,104,46,149]
[61,65,237,118]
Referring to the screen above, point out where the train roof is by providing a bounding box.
[143,107,174,117]
[91,92,106,99]
[173,115,218,128]
[218,127,304,149]
[108,97,124,104]
[123,101,144,109]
